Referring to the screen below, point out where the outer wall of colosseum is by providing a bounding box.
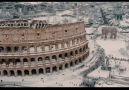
[0,21,89,77]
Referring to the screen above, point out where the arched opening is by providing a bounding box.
[52,66,57,72]
[31,69,36,75]
[6,47,12,53]
[17,70,22,76]
[10,70,15,76]
[59,65,63,71]
[39,68,43,74]
[45,56,50,63]
[75,50,78,55]
[31,58,35,64]
[22,46,27,53]
[59,54,63,60]
[38,57,43,64]
[3,70,8,76]
[14,47,19,52]
[46,67,50,74]
[23,58,28,65]
[70,51,74,57]
[75,60,78,65]
[9,59,13,65]
[79,58,82,63]
[1,59,6,65]
[0,47,4,53]
[65,53,68,59]
[70,62,73,67]
[16,59,20,65]
[65,63,68,68]
[24,70,29,76]
[79,48,82,53]
[52,55,57,62]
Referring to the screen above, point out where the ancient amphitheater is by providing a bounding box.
[0,19,89,77]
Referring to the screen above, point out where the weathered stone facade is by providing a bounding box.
[101,27,117,39]
[0,20,89,77]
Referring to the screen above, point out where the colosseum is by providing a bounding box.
[0,19,89,77]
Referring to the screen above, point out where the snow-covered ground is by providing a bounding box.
[95,80,129,87]
[85,27,96,34]
[87,66,110,78]
[96,35,128,59]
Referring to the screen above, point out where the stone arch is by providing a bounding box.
[3,70,8,76]
[52,55,57,62]
[70,51,74,56]
[31,69,37,75]
[24,70,29,76]
[75,60,78,65]
[0,46,4,53]
[39,68,43,74]
[59,65,63,71]
[23,58,28,65]
[6,46,12,53]
[64,53,68,59]
[79,58,82,63]
[38,57,43,64]
[59,54,63,60]
[79,48,82,53]
[16,59,20,65]
[1,59,6,65]
[65,63,69,68]
[9,59,14,65]
[45,56,50,63]
[75,50,78,55]
[22,46,27,53]
[14,46,19,52]
[70,62,74,67]
[10,70,15,76]
[46,67,50,73]
[31,58,35,64]
[52,66,57,72]
[17,70,22,76]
